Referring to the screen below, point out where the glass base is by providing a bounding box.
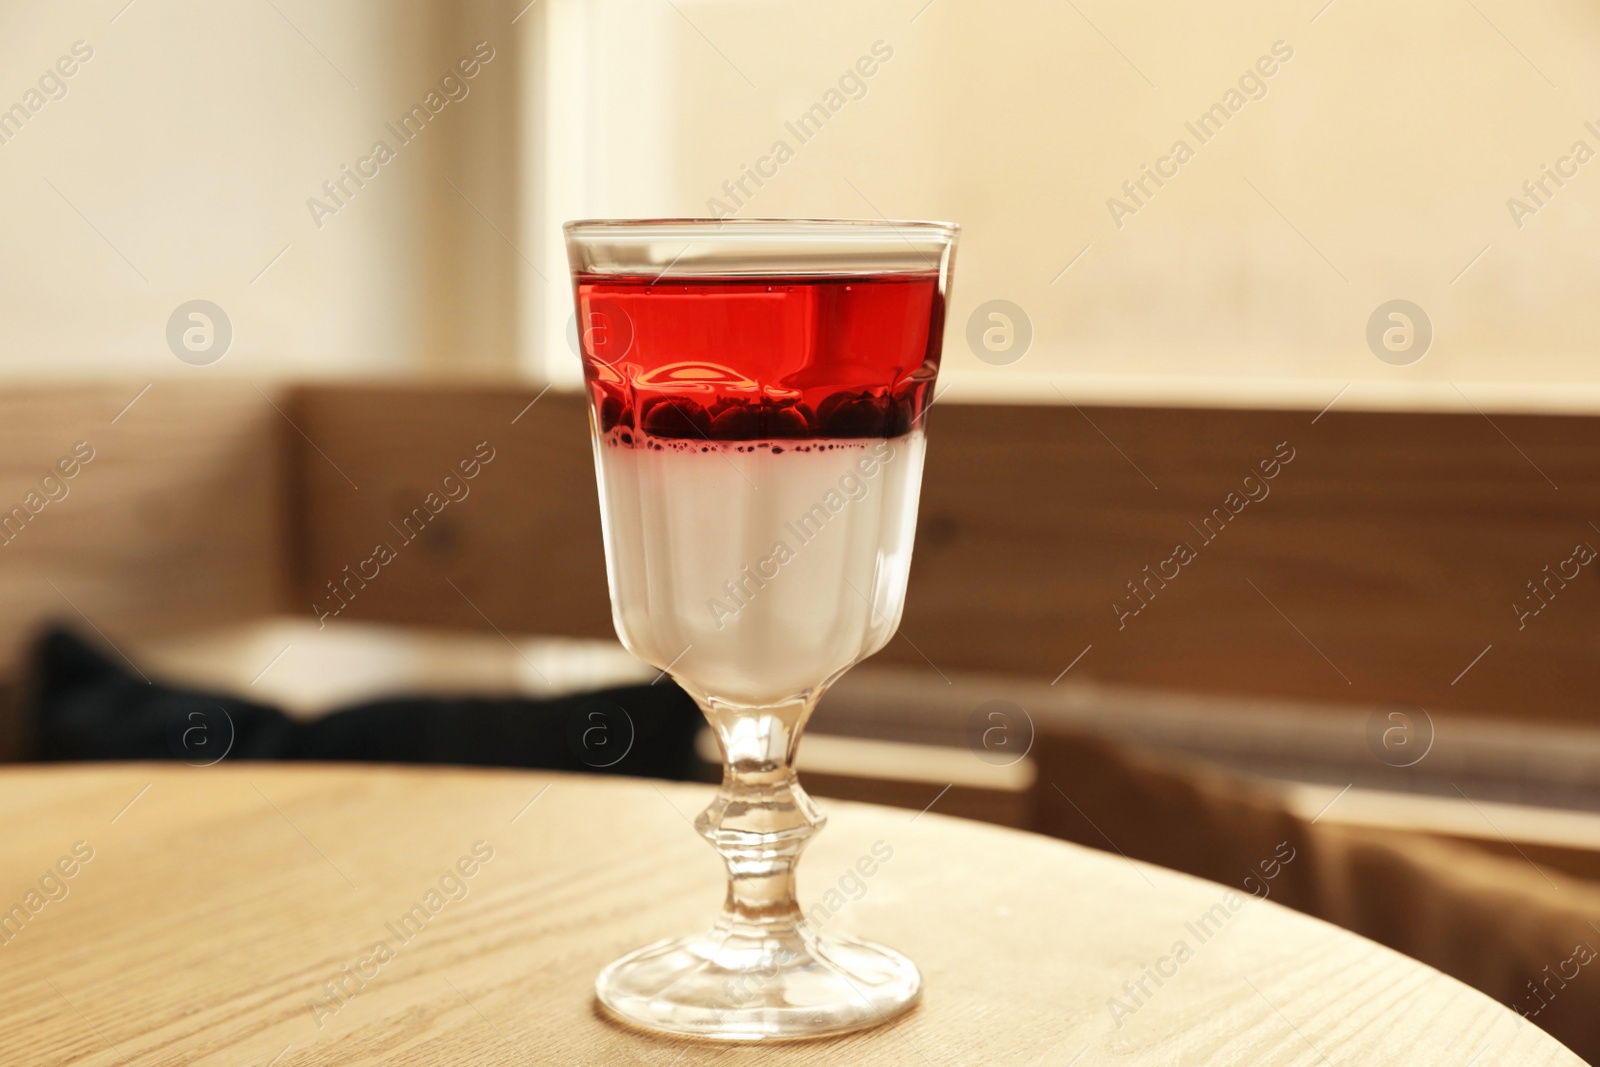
[595,923,922,1042]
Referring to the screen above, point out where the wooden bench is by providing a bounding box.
[5,377,1597,817]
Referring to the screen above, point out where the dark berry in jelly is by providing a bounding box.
[820,393,888,437]
[641,398,712,438]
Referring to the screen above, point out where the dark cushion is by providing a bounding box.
[26,629,704,782]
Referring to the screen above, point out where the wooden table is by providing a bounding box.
[0,765,1581,1066]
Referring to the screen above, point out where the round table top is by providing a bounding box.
[0,764,1580,1066]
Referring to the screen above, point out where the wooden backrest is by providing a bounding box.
[0,383,289,672]
[287,382,1600,724]
[2,380,1595,729]
[286,383,612,639]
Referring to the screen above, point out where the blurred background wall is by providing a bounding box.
[0,0,519,379]
[529,0,1600,409]
[6,0,1600,410]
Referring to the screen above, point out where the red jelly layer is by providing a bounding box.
[573,272,944,442]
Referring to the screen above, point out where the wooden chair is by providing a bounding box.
[1030,728,1600,1061]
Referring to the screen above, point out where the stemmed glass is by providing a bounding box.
[565,218,957,1041]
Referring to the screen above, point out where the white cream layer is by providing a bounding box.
[593,431,927,708]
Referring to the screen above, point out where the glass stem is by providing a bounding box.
[694,694,823,949]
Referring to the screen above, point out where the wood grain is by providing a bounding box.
[286,383,1600,722]
[906,402,1600,724]
[286,383,612,640]
[0,764,1579,1065]
[0,382,289,696]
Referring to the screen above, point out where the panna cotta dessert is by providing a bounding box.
[568,220,958,1044]
[574,270,946,709]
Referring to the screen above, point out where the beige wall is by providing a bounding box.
[7,0,1600,412]
[0,0,519,379]
[558,0,1600,409]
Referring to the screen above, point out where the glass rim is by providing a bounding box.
[563,217,959,240]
